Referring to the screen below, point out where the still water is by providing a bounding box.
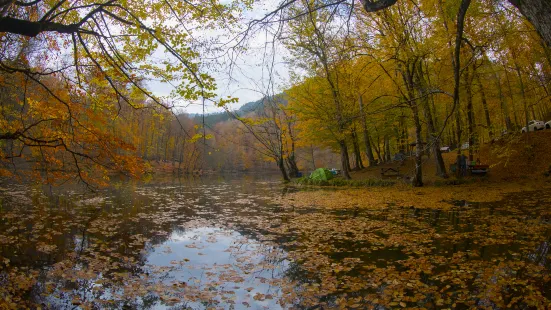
[0,175,550,309]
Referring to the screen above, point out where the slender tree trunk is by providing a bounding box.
[286,119,299,177]
[411,102,424,187]
[515,64,530,132]
[449,118,455,147]
[475,73,493,139]
[531,62,551,117]
[345,143,352,173]
[383,136,388,160]
[188,147,196,173]
[359,94,376,166]
[384,135,391,162]
[465,66,475,162]
[351,129,364,170]
[504,68,521,129]
[416,61,448,178]
[402,62,423,187]
[452,0,471,177]
[493,70,513,132]
[372,135,383,163]
[141,116,147,158]
[446,102,455,146]
[425,60,440,132]
[425,124,432,159]
[164,138,170,162]
[309,20,351,179]
[310,144,316,170]
[399,112,408,152]
[178,139,186,174]
[173,135,180,166]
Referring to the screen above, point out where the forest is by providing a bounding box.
[1,0,551,187]
[1,0,551,308]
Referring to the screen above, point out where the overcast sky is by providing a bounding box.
[148,1,290,115]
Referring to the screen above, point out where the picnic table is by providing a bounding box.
[468,164,490,175]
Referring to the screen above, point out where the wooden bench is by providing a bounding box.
[381,167,401,177]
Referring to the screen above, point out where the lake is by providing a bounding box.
[0,174,550,309]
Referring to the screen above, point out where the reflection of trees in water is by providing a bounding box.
[529,237,551,269]
[1,178,296,307]
[1,183,193,306]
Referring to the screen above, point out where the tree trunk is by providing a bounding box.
[345,143,352,173]
[353,0,550,49]
[339,140,351,179]
[401,62,423,187]
[398,112,408,152]
[310,144,316,170]
[465,66,475,162]
[515,64,530,132]
[286,118,299,178]
[286,141,299,178]
[384,135,391,162]
[278,157,290,181]
[448,103,455,147]
[351,129,364,170]
[475,73,493,140]
[508,0,551,48]
[359,94,376,166]
[453,0,471,177]
[493,70,513,132]
[504,68,521,129]
[415,61,448,178]
[172,135,180,166]
[411,102,424,187]
[286,155,299,178]
[372,136,383,163]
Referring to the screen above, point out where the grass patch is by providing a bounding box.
[293,176,395,187]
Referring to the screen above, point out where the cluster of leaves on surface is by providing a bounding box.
[0,178,550,308]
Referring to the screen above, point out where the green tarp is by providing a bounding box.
[309,168,334,181]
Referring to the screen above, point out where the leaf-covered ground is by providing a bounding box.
[0,177,550,309]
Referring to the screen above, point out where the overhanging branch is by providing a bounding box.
[0,16,79,37]
[360,0,398,12]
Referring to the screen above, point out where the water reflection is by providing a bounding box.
[144,227,288,309]
[0,175,550,309]
[0,174,294,309]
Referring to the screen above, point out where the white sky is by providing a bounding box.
[147,1,290,114]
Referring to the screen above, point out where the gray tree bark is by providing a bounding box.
[508,0,551,48]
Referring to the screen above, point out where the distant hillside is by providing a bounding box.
[190,95,287,127]
[189,98,261,127]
